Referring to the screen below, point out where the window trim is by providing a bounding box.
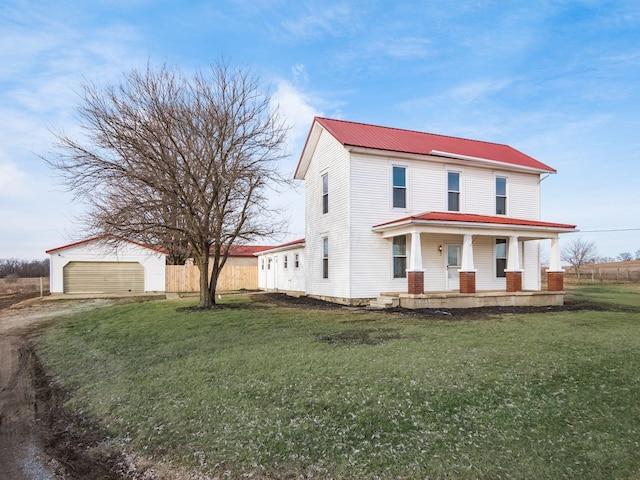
[322,237,329,279]
[283,254,288,269]
[496,176,508,215]
[392,235,407,279]
[392,165,407,209]
[495,238,507,278]
[322,173,328,214]
[294,253,300,269]
[447,170,461,212]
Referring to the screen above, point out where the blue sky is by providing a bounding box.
[1,0,639,260]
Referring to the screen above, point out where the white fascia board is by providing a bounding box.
[294,122,324,180]
[429,150,555,174]
[255,243,306,256]
[346,146,555,174]
[373,220,577,239]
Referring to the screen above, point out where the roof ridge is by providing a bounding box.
[315,116,512,149]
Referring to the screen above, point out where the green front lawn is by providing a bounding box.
[35,289,640,479]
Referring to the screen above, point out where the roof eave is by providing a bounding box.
[429,150,557,174]
[373,219,577,234]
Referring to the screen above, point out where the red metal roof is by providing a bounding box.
[255,238,305,254]
[46,235,169,255]
[225,245,275,257]
[311,117,556,173]
[374,212,576,230]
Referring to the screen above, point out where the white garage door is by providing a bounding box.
[63,262,144,294]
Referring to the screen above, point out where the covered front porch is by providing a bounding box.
[372,289,566,309]
[372,212,577,309]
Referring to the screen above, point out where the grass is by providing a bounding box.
[34,288,640,479]
[569,282,640,307]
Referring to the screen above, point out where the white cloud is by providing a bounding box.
[271,79,322,154]
[0,158,30,198]
[279,3,356,40]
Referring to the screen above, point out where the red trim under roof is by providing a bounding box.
[312,117,556,173]
[225,245,275,257]
[374,212,576,230]
[255,238,305,254]
[46,235,168,255]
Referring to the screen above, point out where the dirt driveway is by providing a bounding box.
[0,294,118,479]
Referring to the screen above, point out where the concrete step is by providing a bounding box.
[368,295,399,309]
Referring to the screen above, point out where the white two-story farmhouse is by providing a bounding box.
[258,117,577,308]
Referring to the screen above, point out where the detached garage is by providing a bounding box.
[47,236,167,295]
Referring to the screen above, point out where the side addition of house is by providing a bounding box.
[260,117,577,309]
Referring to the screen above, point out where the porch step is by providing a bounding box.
[369,295,400,309]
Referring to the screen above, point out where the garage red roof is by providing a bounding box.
[301,117,555,173]
[373,212,576,231]
[46,235,168,255]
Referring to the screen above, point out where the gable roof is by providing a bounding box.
[295,117,556,179]
[373,212,576,232]
[46,235,168,255]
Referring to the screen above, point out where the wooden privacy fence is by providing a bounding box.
[166,265,259,293]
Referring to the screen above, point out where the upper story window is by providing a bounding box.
[322,237,329,279]
[447,171,460,212]
[294,253,300,268]
[392,235,407,278]
[392,166,406,208]
[496,177,507,215]
[322,173,328,214]
[284,255,288,269]
[495,238,507,278]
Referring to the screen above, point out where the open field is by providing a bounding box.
[33,287,640,479]
[0,276,49,295]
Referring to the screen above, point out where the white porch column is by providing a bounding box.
[547,236,565,292]
[407,231,424,295]
[505,235,523,292]
[549,236,563,272]
[408,231,423,271]
[460,234,475,271]
[506,235,521,271]
[459,234,477,294]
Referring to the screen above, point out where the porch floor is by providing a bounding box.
[378,290,565,309]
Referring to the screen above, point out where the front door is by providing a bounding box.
[446,244,462,291]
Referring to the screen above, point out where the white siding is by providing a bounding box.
[509,172,540,220]
[300,129,545,300]
[304,130,351,299]
[523,240,541,290]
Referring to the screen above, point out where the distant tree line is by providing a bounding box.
[0,259,50,278]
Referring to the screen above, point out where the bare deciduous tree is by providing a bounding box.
[561,237,597,283]
[617,252,633,262]
[45,61,289,307]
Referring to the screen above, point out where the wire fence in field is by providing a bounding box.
[561,263,640,284]
[0,277,50,294]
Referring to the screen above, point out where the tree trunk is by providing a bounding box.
[208,262,221,306]
[198,255,211,308]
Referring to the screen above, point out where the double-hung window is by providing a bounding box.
[284,255,288,269]
[322,173,328,214]
[495,239,507,278]
[322,237,329,279]
[496,177,507,215]
[393,235,407,278]
[448,171,460,211]
[392,166,406,208]
[294,253,300,268]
